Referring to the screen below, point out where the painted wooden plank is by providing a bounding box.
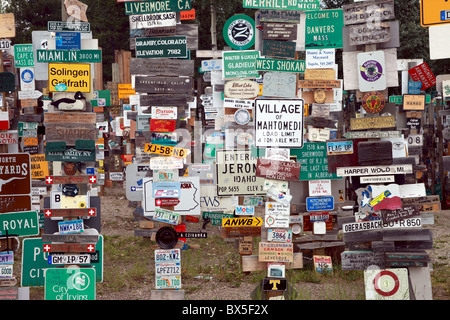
[241,252,303,272]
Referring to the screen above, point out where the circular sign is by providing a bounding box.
[314,89,327,103]
[21,69,34,83]
[360,60,383,83]
[362,91,386,113]
[156,226,179,249]
[234,108,250,125]
[223,14,255,50]
[373,270,400,297]
[71,271,90,291]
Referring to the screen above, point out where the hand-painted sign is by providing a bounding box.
[258,242,293,262]
[350,116,396,130]
[254,98,304,148]
[129,12,177,29]
[256,158,301,181]
[380,205,420,224]
[408,62,435,90]
[0,153,31,196]
[45,175,97,185]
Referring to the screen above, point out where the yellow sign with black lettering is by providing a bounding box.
[144,143,189,158]
[222,217,263,227]
[48,63,91,93]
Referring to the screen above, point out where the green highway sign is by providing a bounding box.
[21,236,103,287]
[45,267,96,300]
[256,58,305,73]
[243,0,320,11]
[36,49,102,63]
[222,50,260,79]
[124,0,192,15]
[0,211,39,237]
[14,44,34,67]
[305,9,344,49]
[389,95,431,104]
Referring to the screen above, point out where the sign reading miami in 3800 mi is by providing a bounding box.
[48,63,91,93]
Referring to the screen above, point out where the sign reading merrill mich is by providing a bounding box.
[243,0,320,11]
[124,0,192,15]
[254,98,304,148]
[48,63,91,93]
[135,36,187,58]
[216,149,265,196]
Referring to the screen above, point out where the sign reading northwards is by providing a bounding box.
[48,63,91,93]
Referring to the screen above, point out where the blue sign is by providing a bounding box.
[408,81,422,94]
[152,182,181,198]
[55,32,81,50]
[306,196,334,211]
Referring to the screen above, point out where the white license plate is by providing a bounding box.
[155,262,181,276]
[155,275,181,289]
[155,249,181,263]
[267,229,292,243]
[0,265,13,279]
[48,254,91,265]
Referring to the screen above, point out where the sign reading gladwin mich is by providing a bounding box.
[255,98,304,148]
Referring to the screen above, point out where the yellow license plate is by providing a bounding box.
[144,144,189,158]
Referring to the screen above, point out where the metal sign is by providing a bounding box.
[254,98,304,148]
[124,0,192,15]
[58,219,84,235]
[14,44,34,68]
[262,39,296,58]
[144,144,189,158]
[45,175,97,185]
[222,217,263,227]
[222,50,260,80]
[336,164,413,177]
[305,9,343,49]
[243,0,320,11]
[36,49,101,63]
[306,196,334,211]
[47,21,90,32]
[135,36,187,59]
[45,268,95,300]
[420,0,450,27]
[223,14,255,50]
[357,51,386,92]
[256,58,305,73]
[0,211,39,237]
[0,153,31,196]
[408,63,436,90]
[55,32,81,50]
[48,63,91,93]
[216,149,265,196]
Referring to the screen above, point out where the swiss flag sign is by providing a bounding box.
[408,62,436,90]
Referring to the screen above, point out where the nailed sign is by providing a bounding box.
[343,0,395,25]
[256,158,301,181]
[262,22,297,41]
[305,9,344,49]
[0,211,39,237]
[124,0,192,15]
[222,50,260,80]
[44,124,96,145]
[258,242,294,262]
[336,164,413,177]
[350,116,396,130]
[37,49,101,63]
[48,63,91,93]
[135,36,187,59]
[130,58,194,77]
[129,12,177,29]
[254,98,304,148]
[134,76,193,94]
[0,153,31,196]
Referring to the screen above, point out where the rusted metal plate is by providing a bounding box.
[44,124,96,145]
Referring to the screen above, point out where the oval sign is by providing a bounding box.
[224,80,260,99]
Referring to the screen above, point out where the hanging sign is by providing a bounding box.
[254,98,304,148]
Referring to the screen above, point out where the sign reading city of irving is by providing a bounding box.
[243,0,320,10]
[37,49,102,63]
[135,36,187,58]
[255,98,304,148]
[48,63,91,93]
[124,0,192,15]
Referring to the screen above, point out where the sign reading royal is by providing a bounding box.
[48,63,91,93]
[254,98,304,148]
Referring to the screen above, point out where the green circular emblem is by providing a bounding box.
[223,14,255,50]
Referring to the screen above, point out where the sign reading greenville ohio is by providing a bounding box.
[124,0,192,15]
[243,0,320,10]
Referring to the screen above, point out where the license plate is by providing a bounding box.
[58,219,84,234]
[144,143,189,158]
[267,229,292,243]
[153,209,180,225]
[0,265,13,279]
[155,249,181,263]
[155,262,181,276]
[47,254,91,265]
[155,275,181,289]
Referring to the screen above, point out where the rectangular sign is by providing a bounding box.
[14,44,34,68]
[336,164,413,177]
[258,242,294,262]
[306,196,334,211]
[216,150,265,196]
[254,98,304,148]
[305,9,343,49]
[243,0,320,11]
[152,208,180,225]
[47,21,90,32]
[130,58,194,77]
[58,219,84,235]
[222,217,263,227]
[144,144,189,158]
[408,62,436,90]
[0,153,31,196]
[36,49,101,63]
[55,32,81,50]
[124,0,192,15]
[135,76,193,94]
[45,268,95,300]
[256,58,305,73]
[135,36,187,58]
[256,158,301,181]
[326,140,353,155]
[350,116,396,130]
[267,229,292,243]
[129,12,177,29]
[48,63,91,93]
[0,211,39,237]
[343,0,395,25]
[45,175,97,185]
[48,254,91,265]
[380,205,420,224]
[222,50,260,80]
[263,22,298,41]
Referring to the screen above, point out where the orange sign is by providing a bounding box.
[420,0,450,27]
[180,9,195,20]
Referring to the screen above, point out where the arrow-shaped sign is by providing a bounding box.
[18,90,43,100]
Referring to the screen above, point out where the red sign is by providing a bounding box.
[155,198,180,207]
[150,119,176,133]
[256,158,301,181]
[45,175,97,185]
[180,9,195,20]
[408,62,436,90]
[43,243,96,253]
[44,208,96,218]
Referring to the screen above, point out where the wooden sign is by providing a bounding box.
[256,158,301,181]
[130,58,194,77]
[305,69,335,80]
[0,72,16,92]
[336,164,412,177]
[343,0,395,25]
[224,80,260,99]
[134,76,193,94]
[239,236,253,255]
[380,205,420,224]
[44,112,96,124]
[357,141,393,165]
[348,22,392,46]
[220,226,261,238]
[341,251,385,270]
[350,116,396,130]
[135,36,187,59]
[262,22,297,40]
[258,242,293,262]
[0,13,15,38]
[45,175,96,185]
[129,12,176,29]
[402,94,425,111]
[259,9,301,23]
[362,91,386,113]
[44,124,96,145]
[0,153,31,196]
[298,79,341,89]
[262,39,296,58]
[44,208,96,218]
[343,130,401,139]
[0,195,31,213]
[139,94,194,107]
[254,98,304,148]
[43,243,96,253]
